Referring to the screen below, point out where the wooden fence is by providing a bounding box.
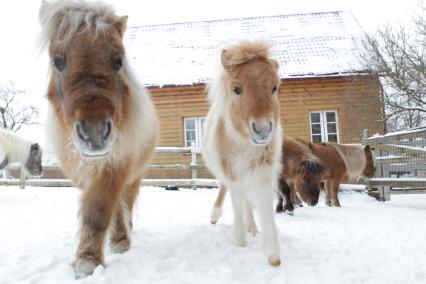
[362,127,426,201]
[0,143,218,189]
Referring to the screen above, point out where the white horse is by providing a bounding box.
[0,128,43,177]
[202,41,283,266]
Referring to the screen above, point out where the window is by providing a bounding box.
[184,117,206,148]
[309,110,339,143]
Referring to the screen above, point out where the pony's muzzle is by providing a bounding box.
[250,120,273,145]
[74,118,113,158]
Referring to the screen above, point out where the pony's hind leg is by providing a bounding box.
[229,187,247,247]
[74,170,124,279]
[254,186,281,267]
[110,179,141,253]
[330,179,341,207]
[324,180,332,206]
[211,183,227,224]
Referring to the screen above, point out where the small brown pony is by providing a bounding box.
[210,137,324,218]
[203,40,283,266]
[39,0,157,278]
[300,140,375,207]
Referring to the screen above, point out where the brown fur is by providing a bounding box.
[281,138,323,206]
[40,1,157,278]
[297,140,374,207]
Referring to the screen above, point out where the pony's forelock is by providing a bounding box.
[221,40,272,68]
[38,0,118,51]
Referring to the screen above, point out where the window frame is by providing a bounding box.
[309,110,340,143]
[183,116,206,148]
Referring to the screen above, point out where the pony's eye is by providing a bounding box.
[233,85,242,95]
[272,85,277,94]
[112,56,123,71]
[53,56,66,71]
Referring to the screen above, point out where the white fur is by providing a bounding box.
[0,128,32,166]
[38,0,118,51]
[203,66,283,264]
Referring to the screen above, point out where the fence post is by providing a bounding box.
[19,166,26,189]
[191,142,197,190]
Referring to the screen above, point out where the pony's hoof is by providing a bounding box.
[210,206,223,225]
[73,257,100,279]
[332,201,341,207]
[110,238,130,254]
[268,255,281,267]
[285,210,294,216]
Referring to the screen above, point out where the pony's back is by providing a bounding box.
[327,143,367,181]
[0,128,31,163]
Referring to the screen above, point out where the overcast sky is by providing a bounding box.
[0,0,420,143]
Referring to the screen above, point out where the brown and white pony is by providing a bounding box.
[210,137,324,218]
[301,140,375,207]
[203,41,283,266]
[39,0,157,278]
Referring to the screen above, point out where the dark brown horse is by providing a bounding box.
[39,0,157,278]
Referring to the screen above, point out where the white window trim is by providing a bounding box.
[309,110,340,143]
[184,117,205,149]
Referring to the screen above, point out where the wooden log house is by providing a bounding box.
[125,11,385,178]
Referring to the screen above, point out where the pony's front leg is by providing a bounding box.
[229,187,247,247]
[110,179,141,253]
[74,174,124,279]
[245,201,258,235]
[255,186,281,267]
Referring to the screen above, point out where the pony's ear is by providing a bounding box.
[268,59,279,71]
[39,0,50,22]
[221,49,232,70]
[30,143,40,154]
[115,15,128,37]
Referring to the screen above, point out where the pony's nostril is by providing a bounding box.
[103,120,112,140]
[252,122,260,134]
[76,123,89,142]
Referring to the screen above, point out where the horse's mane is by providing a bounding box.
[328,143,367,181]
[207,40,273,106]
[38,0,118,50]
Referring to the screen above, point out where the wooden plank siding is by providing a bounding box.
[146,74,384,179]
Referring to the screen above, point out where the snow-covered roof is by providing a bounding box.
[125,11,366,87]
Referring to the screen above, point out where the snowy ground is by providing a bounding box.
[0,187,425,284]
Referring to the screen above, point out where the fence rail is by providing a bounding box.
[0,143,214,189]
[362,127,426,201]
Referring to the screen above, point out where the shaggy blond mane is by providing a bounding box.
[38,0,119,50]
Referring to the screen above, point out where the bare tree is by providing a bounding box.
[360,2,426,131]
[0,81,39,132]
